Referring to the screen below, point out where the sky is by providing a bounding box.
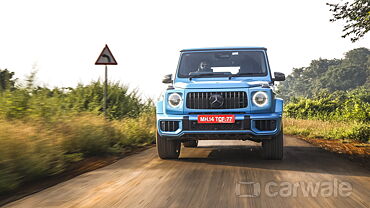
[0,0,369,99]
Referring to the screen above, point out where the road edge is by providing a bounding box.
[290,134,370,170]
[0,145,155,207]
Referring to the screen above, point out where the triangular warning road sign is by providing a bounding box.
[95,44,118,65]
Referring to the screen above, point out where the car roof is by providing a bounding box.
[180,47,267,52]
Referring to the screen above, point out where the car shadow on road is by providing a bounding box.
[177,145,369,177]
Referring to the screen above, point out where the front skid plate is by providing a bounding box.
[165,133,272,141]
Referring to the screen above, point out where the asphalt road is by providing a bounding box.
[4,135,369,208]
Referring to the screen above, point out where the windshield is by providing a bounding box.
[177,51,268,78]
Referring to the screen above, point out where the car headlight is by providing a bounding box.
[252,91,268,107]
[168,93,182,108]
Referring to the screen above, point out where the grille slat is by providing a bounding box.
[238,93,244,106]
[233,92,236,108]
[160,121,179,132]
[242,92,245,108]
[186,91,247,109]
[224,92,228,109]
[206,92,209,109]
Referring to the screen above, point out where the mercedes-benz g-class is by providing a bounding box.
[156,47,285,160]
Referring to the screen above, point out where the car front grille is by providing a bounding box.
[255,120,276,131]
[186,91,247,109]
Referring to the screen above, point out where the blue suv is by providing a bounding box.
[156,47,285,160]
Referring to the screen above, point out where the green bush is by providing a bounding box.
[66,81,145,119]
[284,88,370,123]
[113,112,156,147]
[0,89,30,120]
[0,80,149,121]
[344,124,370,143]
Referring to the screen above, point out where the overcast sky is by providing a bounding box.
[0,0,369,99]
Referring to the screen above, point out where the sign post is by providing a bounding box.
[95,44,118,117]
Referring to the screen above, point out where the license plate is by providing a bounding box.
[197,115,235,123]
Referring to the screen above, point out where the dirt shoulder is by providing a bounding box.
[292,135,370,169]
[0,145,154,207]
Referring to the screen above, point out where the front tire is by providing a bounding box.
[156,132,181,159]
[183,140,198,148]
[262,125,283,160]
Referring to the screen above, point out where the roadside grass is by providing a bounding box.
[283,118,370,143]
[0,120,65,194]
[0,77,157,195]
[0,112,156,195]
[113,113,156,147]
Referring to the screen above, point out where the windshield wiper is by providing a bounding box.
[189,72,231,80]
[228,72,263,79]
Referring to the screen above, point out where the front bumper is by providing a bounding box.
[157,113,282,138]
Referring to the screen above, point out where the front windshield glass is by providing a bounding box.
[177,51,268,78]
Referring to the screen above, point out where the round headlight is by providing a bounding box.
[168,93,182,108]
[252,91,268,107]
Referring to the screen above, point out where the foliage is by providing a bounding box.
[284,87,370,122]
[0,120,65,194]
[66,81,146,119]
[58,114,121,156]
[0,70,156,194]
[284,118,369,143]
[0,69,16,91]
[277,47,370,101]
[0,79,150,121]
[113,111,156,147]
[283,81,369,143]
[0,112,156,194]
[345,124,370,142]
[281,47,370,143]
[327,0,370,42]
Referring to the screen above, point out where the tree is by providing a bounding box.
[277,48,370,101]
[0,69,16,91]
[327,0,370,42]
[319,64,367,91]
[343,47,370,66]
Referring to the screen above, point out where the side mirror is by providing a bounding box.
[273,72,285,81]
[162,74,172,84]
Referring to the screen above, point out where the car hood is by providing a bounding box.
[174,80,269,89]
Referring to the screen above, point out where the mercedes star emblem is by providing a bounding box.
[209,94,224,108]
